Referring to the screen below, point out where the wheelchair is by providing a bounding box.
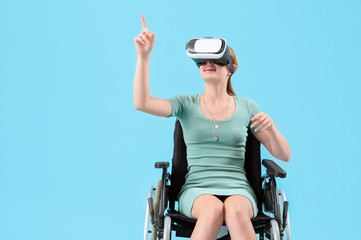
[144,119,291,240]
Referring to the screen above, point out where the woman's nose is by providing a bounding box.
[206,61,214,65]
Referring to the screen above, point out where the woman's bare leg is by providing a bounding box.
[224,195,257,240]
[190,194,224,240]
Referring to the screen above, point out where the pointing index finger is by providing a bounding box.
[141,14,148,29]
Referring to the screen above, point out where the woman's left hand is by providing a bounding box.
[251,112,274,133]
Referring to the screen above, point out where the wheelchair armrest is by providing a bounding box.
[155,162,169,169]
[262,159,287,178]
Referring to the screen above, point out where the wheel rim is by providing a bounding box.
[279,189,291,240]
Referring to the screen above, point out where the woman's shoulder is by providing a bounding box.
[169,93,198,102]
[168,93,199,110]
[235,95,262,114]
[235,95,259,105]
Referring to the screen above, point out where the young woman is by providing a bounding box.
[133,14,291,240]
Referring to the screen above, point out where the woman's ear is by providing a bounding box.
[228,64,237,75]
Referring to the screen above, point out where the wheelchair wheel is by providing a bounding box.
[279,189,291,240]
[144,186,153,240]
[270,177,282,226]
[151,180,162,240]
[270,219,281,240]
[163,215,172,240]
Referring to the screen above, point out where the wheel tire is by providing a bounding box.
[151,180,162,240]
[271,177,282,226]
[275,191,282,225]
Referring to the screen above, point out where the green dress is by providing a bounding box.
[167,93,262,219]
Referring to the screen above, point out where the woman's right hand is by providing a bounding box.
[134,14,155,58]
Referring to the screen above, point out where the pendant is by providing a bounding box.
[215,124,219,128]
[214,136,218,141]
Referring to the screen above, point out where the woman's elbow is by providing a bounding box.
[275,148,291,162]
[283,150,291,162]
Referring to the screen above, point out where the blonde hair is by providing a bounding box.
[227,46,238,96]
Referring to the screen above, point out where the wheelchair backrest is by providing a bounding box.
[168,119,263,212]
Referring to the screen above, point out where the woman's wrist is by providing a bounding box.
[138,53,150,61]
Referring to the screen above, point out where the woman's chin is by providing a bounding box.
[201,76,222,83]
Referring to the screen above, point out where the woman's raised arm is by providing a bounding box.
[133,14,172,117]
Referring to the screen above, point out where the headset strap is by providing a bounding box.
[228,53,235,74]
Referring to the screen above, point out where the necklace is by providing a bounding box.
[202,93,230,141]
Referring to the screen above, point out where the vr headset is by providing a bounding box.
[185,37,235,74]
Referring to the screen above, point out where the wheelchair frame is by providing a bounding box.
[144,119,291,240]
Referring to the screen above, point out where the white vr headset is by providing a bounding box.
[185,37,235,74]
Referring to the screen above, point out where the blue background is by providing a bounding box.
[1,0,360,239]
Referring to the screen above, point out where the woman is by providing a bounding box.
[133,14,291,240]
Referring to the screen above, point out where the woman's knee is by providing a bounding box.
[224,196,254,221]
[191,195,224,220]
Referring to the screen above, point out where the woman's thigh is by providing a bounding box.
[191,194,224,219]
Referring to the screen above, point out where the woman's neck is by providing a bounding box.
[203,83,231,106]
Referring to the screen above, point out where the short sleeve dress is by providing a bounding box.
[167,93,262,219]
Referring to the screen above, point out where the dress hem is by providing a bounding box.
[178,188,258,220]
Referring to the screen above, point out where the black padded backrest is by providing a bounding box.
[169,119,188,209]
[168,119,263,211]
[244,124,263,211]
